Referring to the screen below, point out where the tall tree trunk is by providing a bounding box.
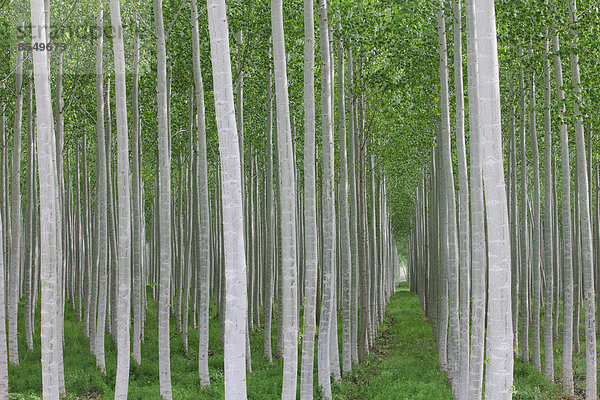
[518,47,530,363]
[529,61,542,372]
[110,0,133,395]
[24,78,34,352]
[153,0,172,397]
[317,0,336,397]
[271,0,299,396]
[552,27,574,396]
[542,16,554,381]
[207,0,248,397]
[8,19,24,366]
[347,48,359,366]
[30,0,60,395]
[131,12,143,367]
[452,0,470,396]
[567,2,597,397]
[264,64,274,365]
[0,121,8,399]
[336,25,352,375]
[300,0,318,394]
[190,0,211,386]
[93,8,108,374]
[470,0,514,397]
[436,2,459,384]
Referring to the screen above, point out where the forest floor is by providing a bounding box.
[6,282,598,399]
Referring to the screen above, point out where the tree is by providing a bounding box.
[568,1,597,397]
[207,0,248,397]
[153,0,172,397]
[317,0,336,397]
[191,0,211,387]
[93,7,108,375]
[452,0,470,396]
[109,0,133,395]
[271,0,299,396]
[336,23,352,375]
[8,17,24,367]
[552,21,575,396]
[300,0,319,395]
[30,0,60,396]
[470,0,514,397]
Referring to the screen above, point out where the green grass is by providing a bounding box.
[9,288,292,399]
[332,282,453,400]
[10,281,595,399]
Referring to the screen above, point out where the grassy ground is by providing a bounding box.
[8,282,598,399]
[331,282,453,399]
[9,289,292,399]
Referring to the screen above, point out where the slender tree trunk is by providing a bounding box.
[190,0,211,386]
[347,48,359,366]
[470,0,514,397]
[336,26,352,375]
[437,2,459,384]
[109,0,133,395]
[317,1,336,397]
[0,122,8,399]
[452,0,470,396]
[8,19,24,366]
[207,0,248,397]
[542,17,554,381]
[153,0,172,397]
[509,98,519,354]
[264,64,274,365]
[131,12,143,366]
[529,61,542,372]
[271,0,299,396]
[300,0,318,394]
[552,27,574,396]
[518,47,530,363]
[24,78,34,352]
[568,2,596,397]
[30,0,60,395]
[93,8,109,374]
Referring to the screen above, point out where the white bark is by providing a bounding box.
[436,2,459,382]
[30,0,60,395]
[471,0,514,397]
[132,13,143,367]
[300,0,318,394]
[452,0,470,396]
[109,0,132,395]
[336,26,352,375]
[542,17,554,381]
[207,0,248,397]
[93,8,108,374]
[191,0,211,386]
[568,2,597,397]
[271,0,299,396]
[153,0,172,397]
[317,0,336,397]
[8,19,24,366]
[552,27,574,396]
[347,48,359,366]
[529,61,542,372]
[264,64,274,365]
[0,135,8,398]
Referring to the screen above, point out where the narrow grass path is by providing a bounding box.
[332,281,453,399]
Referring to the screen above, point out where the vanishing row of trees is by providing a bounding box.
[0,0,405,398]
[408,0,599,399]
